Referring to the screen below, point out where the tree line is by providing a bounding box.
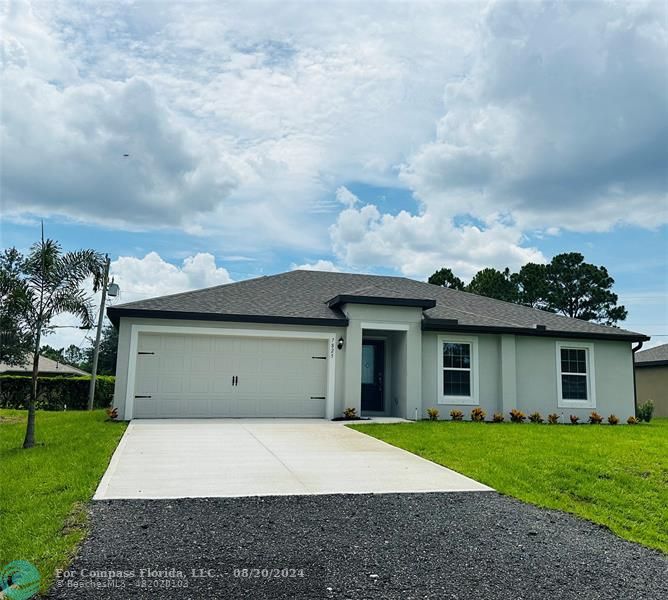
[429,252,627,326]
[40,324,118,376]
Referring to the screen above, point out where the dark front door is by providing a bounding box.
[361,340,385,412]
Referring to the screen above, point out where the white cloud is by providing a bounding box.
[1,70,240,227]
[291,259,341,272]
[329,194,544,279]
[1,0,480,251]
[109,252,233,303]
[2,0,666,276]
[44,251,233,349]
[400,0,668,233]
[335,186,359,209]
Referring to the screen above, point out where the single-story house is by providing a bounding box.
[108,270,649,421]
[634,343,668,418]
[0,355,89,376]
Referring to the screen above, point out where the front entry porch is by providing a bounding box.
[340,306,424,421]
[359,325,416,419]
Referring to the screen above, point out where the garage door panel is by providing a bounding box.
[163,335,187,352]
[191,336,213,353]
[133,333,328,418]
[134,397,157,418]
[158,376,183,394]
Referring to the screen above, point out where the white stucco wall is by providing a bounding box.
[113,313,637,422]
[421,332,635,420]
[515,336,635,420]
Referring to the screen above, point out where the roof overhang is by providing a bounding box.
[327,294,436,310]
[634,360,668,368]
[422,319,651,343]
[107,307,348,329]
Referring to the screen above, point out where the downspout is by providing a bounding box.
[631,341,644,418]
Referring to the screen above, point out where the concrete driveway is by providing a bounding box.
[95,419,491,499]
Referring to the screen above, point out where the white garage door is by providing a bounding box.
[133,333,328,418]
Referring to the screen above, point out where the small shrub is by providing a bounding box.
[637,400,655,423]
[589,411,603,424]
[569,414,579,424]
[426,408,440,421]
[607,414,619,425]
[470,407,486,422]
[491,412,504,423]
[627,416,639,425]
[528,412,543,424]
[547,413,559,424]
[342,407,357,420]
[106,406,119,421]
[509,409,526,423]
[450,409,464,421]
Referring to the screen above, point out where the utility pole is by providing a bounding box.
[88,254,110,410]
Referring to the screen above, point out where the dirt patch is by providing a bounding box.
[0,415,25,425]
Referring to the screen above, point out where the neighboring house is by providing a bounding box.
[634,343,668,418]
[108,270,648,421]
[0,355,89,376]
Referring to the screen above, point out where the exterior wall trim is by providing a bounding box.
[422,321,649,343]
[328,295,436,309]
[360,322,410,331]
[123,323,337,420]
[108,307,348,328]
[635,360,668,368]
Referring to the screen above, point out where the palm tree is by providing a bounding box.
[22,236,105,448]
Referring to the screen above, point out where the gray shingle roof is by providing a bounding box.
[0,355,89,375]
[108,270,649,341]
[635,343,668,365]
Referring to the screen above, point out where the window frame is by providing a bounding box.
[556,341,596,408]
[437,335,480,405]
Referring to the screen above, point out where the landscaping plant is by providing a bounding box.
[426,408,439,421]
[637,400,655,423]
[547,413,559,424]
[449,409,464,421]
[607,414,619,425]
[342,407,358,420]
[589,411,603,424]
[0,375,114,410]
[627,416,639,425]
[569,414,580,424]
[470,407,486,422]
[528,412,543,423]
[491,412,504,423]
[509,409,526,423]
[1,234,105,448]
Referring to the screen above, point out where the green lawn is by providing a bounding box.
[0,409,127,592]
[351,418,668,553]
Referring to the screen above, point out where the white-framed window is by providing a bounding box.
[556,341,596,408]
[437,335,479,405]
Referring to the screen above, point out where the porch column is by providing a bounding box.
[342,320,363,416]
[404,323,422,420]
[501,334,518,414]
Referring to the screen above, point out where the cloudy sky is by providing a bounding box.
[1,0,667,349]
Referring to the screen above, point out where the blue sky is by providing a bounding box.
[1,0,667,349]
